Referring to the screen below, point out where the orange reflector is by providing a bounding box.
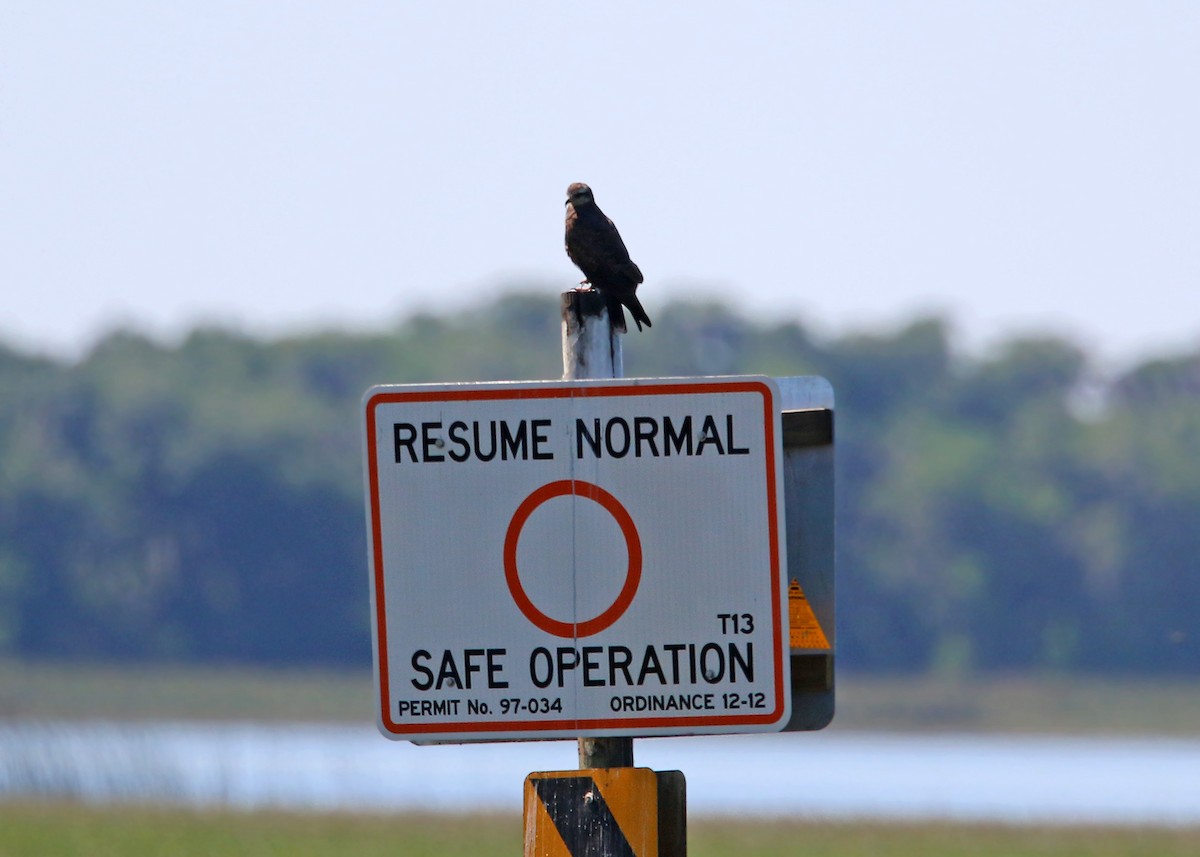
[788,579,830,650]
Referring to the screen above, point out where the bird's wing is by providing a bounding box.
[621,259,644,285]
[598,217,643,284]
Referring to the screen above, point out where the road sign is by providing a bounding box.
[362,376,790,742]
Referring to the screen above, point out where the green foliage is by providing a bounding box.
[0,289,1197,674]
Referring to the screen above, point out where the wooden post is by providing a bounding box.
[561,289,634,770]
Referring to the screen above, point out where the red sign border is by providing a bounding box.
[364,378,786,739]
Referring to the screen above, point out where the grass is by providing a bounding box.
[831,672,1200,736]
[0,803,1197,857]
[3,659,1199,736]
[0,804,517,857]
[688,817,1200,856]
[0,660,371,723]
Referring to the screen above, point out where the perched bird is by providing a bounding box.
[564,182,652,333]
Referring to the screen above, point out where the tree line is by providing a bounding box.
[1,290,1196,675]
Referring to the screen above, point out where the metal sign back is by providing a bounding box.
[775,376,836,732]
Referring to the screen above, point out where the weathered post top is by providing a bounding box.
[561,289,623,381]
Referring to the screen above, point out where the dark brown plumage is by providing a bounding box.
[564,182,651,333]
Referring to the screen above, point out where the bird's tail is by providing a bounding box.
[605,293,629,334]
[624,294,652,332]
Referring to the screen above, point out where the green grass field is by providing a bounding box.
[0,803,1197,857]
[3,659,1198,735]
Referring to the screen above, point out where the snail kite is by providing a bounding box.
[564,182,652,333]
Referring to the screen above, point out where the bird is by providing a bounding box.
[564,182,652,333]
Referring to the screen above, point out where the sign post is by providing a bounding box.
[361,292,834,856]
[563,289,633,772]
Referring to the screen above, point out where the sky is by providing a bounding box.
[3,2,1198,367]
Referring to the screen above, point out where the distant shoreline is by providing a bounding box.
[3,660,1197,736]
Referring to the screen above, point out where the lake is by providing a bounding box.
[2,721,1198,826]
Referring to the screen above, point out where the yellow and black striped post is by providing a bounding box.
[524,767,685,857]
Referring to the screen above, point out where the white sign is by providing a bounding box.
[362,377,789,742]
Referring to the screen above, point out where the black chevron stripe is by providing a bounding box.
[533,775,638,857]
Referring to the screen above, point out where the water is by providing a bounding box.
[2,721,1198,826]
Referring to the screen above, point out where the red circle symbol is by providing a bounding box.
[503,480,642,638]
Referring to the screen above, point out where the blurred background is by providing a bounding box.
[2,2,1199,852]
